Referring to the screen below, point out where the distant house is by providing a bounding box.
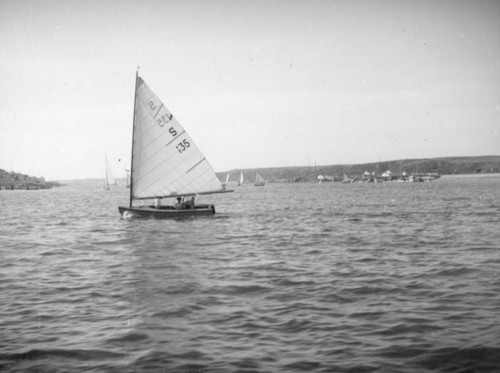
[381,170,392,180]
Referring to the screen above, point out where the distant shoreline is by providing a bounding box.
[441,173,500,179]
[3,155,500,184]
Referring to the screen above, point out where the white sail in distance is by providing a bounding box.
[105,154,115,186]
[131,77,224,199]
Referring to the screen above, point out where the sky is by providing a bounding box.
[0,0,499,180]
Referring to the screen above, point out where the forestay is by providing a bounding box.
[131,77,224,200]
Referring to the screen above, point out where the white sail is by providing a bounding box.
[225,173,230,183]
[254,172,265,186]
[131,77,224,200]
[239,171,243,185]
[105,154,115,187]
[125,170,130,188]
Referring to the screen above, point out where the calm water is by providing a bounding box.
[1,175,499,372]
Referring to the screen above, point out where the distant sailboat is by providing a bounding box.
[238,171,244,186]
[125,170,130,188]
[222,173,230,188]
[118,72,232,218]
[102,154,115,190]
[341,173,356,184]
[254,172,265,186]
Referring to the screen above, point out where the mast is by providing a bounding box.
[129,69,139,208]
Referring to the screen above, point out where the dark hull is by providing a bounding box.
[118,204,215,218]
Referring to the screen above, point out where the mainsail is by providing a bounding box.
[105,154,115,187]
[130,76,224,201]
[254,172,265,186]
[125,170,130,188]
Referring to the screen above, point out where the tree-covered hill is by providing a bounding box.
[0,169,60,190]
[218,155,500,183]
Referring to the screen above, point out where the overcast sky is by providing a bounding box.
[1,0,499,180]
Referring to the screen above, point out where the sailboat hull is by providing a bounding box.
[118,204,215,218]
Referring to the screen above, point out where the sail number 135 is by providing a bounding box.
[176,139,190,153]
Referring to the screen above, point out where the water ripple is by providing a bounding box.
[1,176,500,372]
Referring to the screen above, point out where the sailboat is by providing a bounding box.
[238,171,244,186]
[102,154,115,190]
[125,170,130,188]
[118,72,232,218]
[341,173,356,184]
[222,173,230,188]
[254,172,265,186]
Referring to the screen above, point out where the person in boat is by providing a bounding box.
[183,196,195,209]
[154,198,162,208]
[174,197,183,209]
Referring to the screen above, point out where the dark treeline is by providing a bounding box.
[219,155,500,183]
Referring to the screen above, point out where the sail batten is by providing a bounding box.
[164,130,186,148]
[130,76,225,200]
[186,158,206,174]
[133,164,218,199]
[134,145,204,186]
[153,103,163,119]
